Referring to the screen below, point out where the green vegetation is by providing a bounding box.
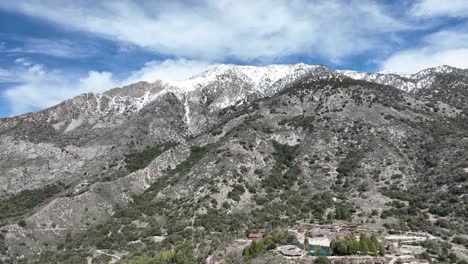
[334,203,353,221]
[28,144,217,263]
[336,150,365,178]
[279,115,315,130]
[242,230,296,258]
[379,116,468,240]
[419,239,467,263]
[329,234,385,256]
[0,232,6,255]
[263,141,301,189]
[314,256,331,264]
[227,184,245,202]
[0,183,63,223]
[125,144,170,172]
[4,63,468,264]
[304,237,310,252]
[33,250,89,264]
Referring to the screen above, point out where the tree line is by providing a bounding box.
[330,233,386,256]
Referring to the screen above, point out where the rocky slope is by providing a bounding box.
[0,64,467,263]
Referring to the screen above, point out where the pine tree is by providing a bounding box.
[329,239,338,255]
[257,239,265,253]
[369,235,379,255]
[337,240,348,255]
[242,247,250,257]
[326,212,334,224]
[249,240,258,256]
[335,206,343,220]
[378,243,386,256]
[359,233,369,254]
[345,233,358,254]
[304,237,310,253]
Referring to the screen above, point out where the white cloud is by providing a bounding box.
[424,31,468,50]
[381,49,468,73]
[2,63,114,115]
[79,71,115,93]
[123,59,215,85]
[2,38,95,58]
[14,58,32,66]
[0,0,408,62]
[1,58,213,116]
[380,30,468,73]
[3,0,468,116]
[411,0,468,17]
[0,67,13,82]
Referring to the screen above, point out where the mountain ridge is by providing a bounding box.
[0,63,467,263]
[2,64,465,122]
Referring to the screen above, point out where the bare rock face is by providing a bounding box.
[0,64,467,262]
[0,64,321,198]
[2,144,191,259]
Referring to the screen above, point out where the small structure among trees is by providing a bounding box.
[247,232,265,241]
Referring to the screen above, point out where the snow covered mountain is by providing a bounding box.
[3,63,466,133]
[86,63,468,118]
[339,65,467,93]
[1,63,467,262]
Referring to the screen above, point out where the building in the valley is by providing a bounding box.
[247,232,265,240]
[278,245,303,257]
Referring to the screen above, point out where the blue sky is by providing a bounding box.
[0,0,468,117]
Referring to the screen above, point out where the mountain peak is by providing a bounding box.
[164,63,318,93]
[413,65,461,78]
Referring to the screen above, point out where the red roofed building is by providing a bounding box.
[247,232,264,240]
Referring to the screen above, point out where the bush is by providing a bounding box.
[314,256,331,264]
[17,220,27,227]
[228,184,245,202]
[0,184,63,221]
[125,145,166,172]
[452,236,467,245]
[263,141,301,189]
[335,204,352,221]
[254,195,269,205]
[336,151,365,178]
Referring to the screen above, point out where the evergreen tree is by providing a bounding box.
[304,237,310,253]
[368,241,377,256]
[359,233,370,254]
[326,212,334,224]
[337,240,348,255]
[242,246,250,258]
[345,233,358,254]
[330,234,384,257]
[335,206,343,220]
[249,240,258,256]
[329,239,338,255]
[378,243,386,256]
[369,235,379,255]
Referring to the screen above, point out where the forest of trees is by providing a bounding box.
[329,233,386,256]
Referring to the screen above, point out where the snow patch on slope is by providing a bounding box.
[76,64,462,122]
[165,63,317,93]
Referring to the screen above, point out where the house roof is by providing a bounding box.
[248,232,264,238]
[278,245,303,257]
